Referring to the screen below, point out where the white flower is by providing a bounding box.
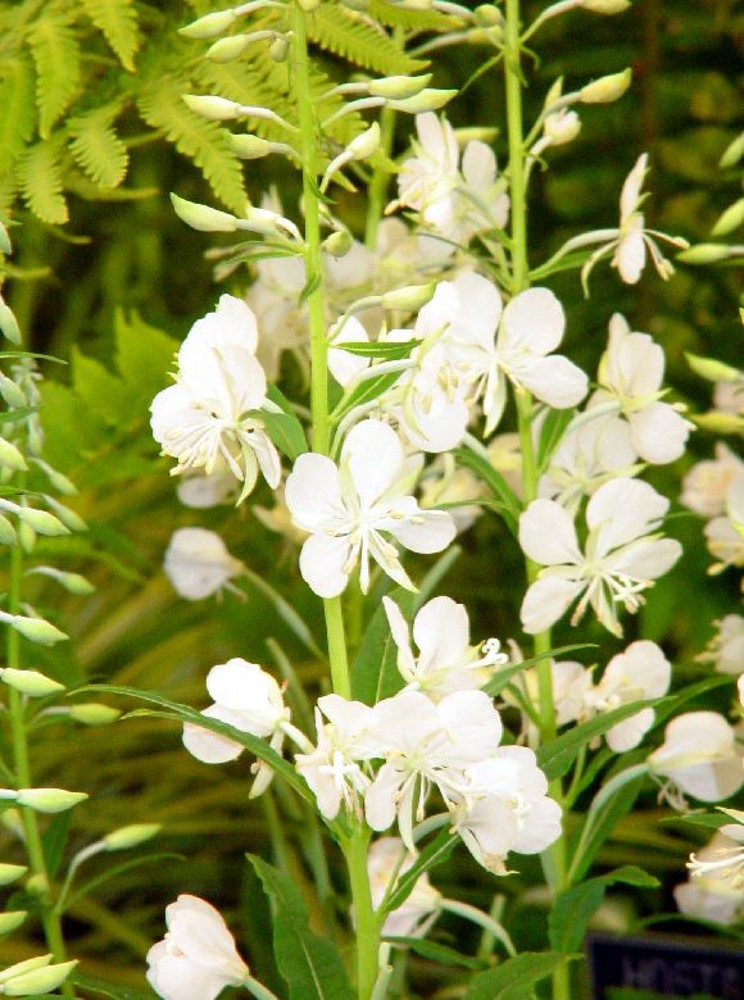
[284,419,456,598]
[176,470,237,509]
[452,747,562,874]
[150,294,281,502]
[681,444,744,518]
[714,378,744,416]
[704,473,744,573]
[395,113,509,243]
[294,694,378,820]
[182,658,289,776]
[164,528,244,600]
[588,314,693,465]
[383,594,507,700]
[675,831,744,925]
[520,478,682,636]
[587,641,671,752]
[365,688,503,851]
[146,895,250,1000]
[648,711,744,805]
[581,153,689,287]
[696,614,744,675]
[366,837,441,938]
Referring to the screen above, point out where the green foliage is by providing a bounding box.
[81,0,141,72]
[307,1,428,77]
[463,952,580,1000]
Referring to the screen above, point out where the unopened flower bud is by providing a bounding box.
[389,89,457,114]
[711,198,744,238]
[0,865,27,886]
[0,911,26,936]
[103,823,161,851]
[1,959,78,996]
[0,437,27,472]
[580,68,632,104]
[0,300,21,345]
[544,108,581,145]
[236,206,301,241]
[0,956,52,986]
[12,505,70,537]
[171,194,238,233]
[183,94,243,121]
[229,134,273,159]
[1,668,65,697]
[323,230,354,258]
[31,459,77,496]
[270,35,289,61]
[368,75,432,100]
[43,497,88,532]
[0,515,16,546]
[27,566,96,595]
[16,788,88,813]
[0,612,68,645]
[17,521,35,553]
[207,34,251,62]
[474,4,503,25]
[381,283,436,311]
[25,873,47,897]
[677,243,734,265]
[179,10,237,39]
[694,411,744,435]
[583,0,631,12]
[347,122,381,160]
[685,352,741,383]
[0,373,27,409]
[720,131,744,169]
[67,703,122,725]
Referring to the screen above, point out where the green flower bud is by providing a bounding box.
[25,873,48,897]
[0,956,52,986]
[0,221,11,255]
[42,497,88,532]
[17,520,35,553]
[323,230,353,258]
[2,959,78,996]
[346,122,381,160]
[389,89,458,114]
[0,912,26,937]
[720,131,744,169]
[183,93,243,120]
[580,68,632,104]
[381,283,437,311]
[67,703,122,725]
[0,668,66,697]
[207,34,251,62]
[0,373,27,409]
[711,198,744,238]
[0,437,27,472]
[171,194,239,233]
[30,459,78,496]
[229,134,274,159]
[474,4,503,25]
[178,10,237,39]
[0,514,16,546]
[694,411,744,435]
[368,75,432,100]
[676,243,733,265]
[269,35,289,61]
[14,506,70,537]
[0,300,21,346]
[26,566,96,595]
[0,613,67,645]
[685,352,741,383]
[103,823,161,851]
[16,788,88,814]
[0,864,27,886]
[583,0,631,12]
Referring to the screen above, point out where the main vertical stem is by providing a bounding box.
[503,4,569,998]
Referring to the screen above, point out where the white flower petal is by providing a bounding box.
[519,499,582,566]
[501,287,565,356]
[520,576,583,633]
[298,533,351,598]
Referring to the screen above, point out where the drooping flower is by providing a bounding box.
[150,295,281,503]
[519,477,682,636]
[680,443,744,518]
[675,829,744,925]
[696,614,744,676]
[284,419,456,598]
[382,593,507,700]
[587,314,693,465]
[366,837,442,938]
[163,528,244,601]
[648,711,744,806]
[146,895,250,1000]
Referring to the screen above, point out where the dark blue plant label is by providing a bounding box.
[587,932,744,999]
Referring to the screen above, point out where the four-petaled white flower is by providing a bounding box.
[519,477,682,636]
[146,894,250,1000]
[284,419,456,598]
[150,294,281,503]
[164,527,244,601]
[383,593,507,701]
[587,314,693,464]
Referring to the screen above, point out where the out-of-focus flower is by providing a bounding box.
[519,478,681,636]
[419,453,485,533]
[150,295,281,502]
[714,378,744,416]
[367,837,442,938]
[146,894,250,1000]
[704,472,744,573]
[164,527,244,600]
[675,830,744,925]
[176,470,237,509]
[696,614,744,675]
[681,444,744,518]
[284,419,455,597]
[383,594,507,700]
[648,711,744,807]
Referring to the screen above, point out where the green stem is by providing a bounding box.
[344,826,379,1000]
[6,541,73,994]
[504,5,568,998]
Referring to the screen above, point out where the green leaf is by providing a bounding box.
[308,1,427,76]
[463,952,579,999]
[549,866,659,953]
[351,587,414,705]
[455,445,521,536]
[330,370,402,427]
[483,645,596,698]
[384,827,458,914]
[537,699,657,781]
[537,408,575,472]
[335,340,418,360]
[82,0,140,72]
[569,769,648,883]
[249,855,355,1000]
[68,106,129,189]
[71,972,153,1000]
[17,140,68,225]
[42,812,71,879]
[29,16,80,138]
[385,937,486,970]
[0,57,36,175]
[263,385,308,461]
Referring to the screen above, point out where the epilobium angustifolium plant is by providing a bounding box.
[62,1,743,997]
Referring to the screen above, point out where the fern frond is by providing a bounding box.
[17,139,69,225]
[68,105,129,189]
[367,0,461,33]
[0,57,36,177]
[81,0,140,72]
[307,2,428,76]
[136,78,246,213]
[29,16,81,139]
